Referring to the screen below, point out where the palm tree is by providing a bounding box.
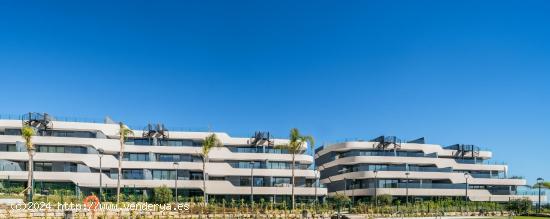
[116,122,134,206]
[534,181,550,189]
[21,125,35,202]
[200,133,222,204]
[276,128,314,210]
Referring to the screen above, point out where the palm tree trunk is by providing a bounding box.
[291,153,295,210]
[117,137,124,205]
[27,152,33,202]
[202,158,207,204]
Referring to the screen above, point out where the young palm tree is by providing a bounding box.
[116,122,134,205]
[21,125,35,202]
[200,133,222,204]
[276,128,314,210]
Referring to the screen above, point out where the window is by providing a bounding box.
[190,172,203,180]
[157,154,180,162]
[65,163,77,172]
[305,179,315,187]
[0,144,17,152]
[273,177,291,186]
[254,177,264,187]
[34,162,53,172]
[4,129,21,135]
[152,170,176,180]
[128,138,153,146]
[378,179,399,188]
[228,146,290,154]
[127,138,199,147]
[43,130,96,138]
[159,139,197,147]
[124,153,149,161]
[36,145,87,154]
[266,162,297,169]
[240,177,251,186]
[209,176,225,181]
[122,169,144,179]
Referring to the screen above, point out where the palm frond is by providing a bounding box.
[21,125,35,150]
[118,123,134,140]
[280,128,315,154]
[202,134,222,158]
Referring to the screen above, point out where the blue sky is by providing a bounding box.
[0,1,549,185]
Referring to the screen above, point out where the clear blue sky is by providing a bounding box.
[0,1,549,185]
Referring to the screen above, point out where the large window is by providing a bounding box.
[190,172,203,180]
[155,154,200,162]
[4,129,22,135]
[228,146,289,154]
[158,139,197,147]
[34,162,53,172]
[239,177,251,186]
[126,138,199,147]
[254,177,264,187]
[157,154,180,162]
[340,150,429,158]
[122,169,144,179]
[0,144,17,152]
[65,163,78,172]
[127,138,153,145]
[43,130,96,138]
[152,170,176,180]
[227,161,309,170]
[123,153,149,161]
[36,145,87,154]
[272,177,291,186]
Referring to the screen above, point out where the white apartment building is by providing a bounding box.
[0,113,326,202]
[315,136,543,202]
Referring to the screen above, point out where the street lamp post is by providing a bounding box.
[374,170,378,207]
[405,172,410,206]
[464,173,470,204]
[250,161,255,203]
[537,177,544,213]
[351,179,356,208]
[314,167,318,204]
[96,148,104,202]
[174,162,179,206]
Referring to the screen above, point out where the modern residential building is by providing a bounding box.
[315,136,544,202]
[0,113,326,202]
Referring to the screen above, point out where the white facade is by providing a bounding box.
[315,137,543,202]
[0,115,326,201]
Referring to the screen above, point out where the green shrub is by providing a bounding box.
[507,198,532,214]
[377,194,393,206]
[153,185,172,204]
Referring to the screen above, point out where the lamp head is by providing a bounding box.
[537,177,544,183]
